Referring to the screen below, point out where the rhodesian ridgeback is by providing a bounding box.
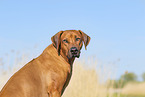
[0,30,90,97]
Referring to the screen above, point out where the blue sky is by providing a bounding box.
[0,0,145,80]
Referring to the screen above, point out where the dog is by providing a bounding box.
[0,30,90,97]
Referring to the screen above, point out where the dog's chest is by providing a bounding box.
[46,62,71,92]
[52,64,70,85]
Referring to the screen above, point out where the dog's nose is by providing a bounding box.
[70,47,78,54]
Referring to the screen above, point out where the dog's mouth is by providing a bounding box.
[68,47,80,59]
[72,52,80,58]
[68,52,80,59]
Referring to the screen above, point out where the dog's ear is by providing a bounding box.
[51,31,63,55]
[78,30,91,50]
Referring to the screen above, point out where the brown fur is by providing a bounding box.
[0,30,90,97]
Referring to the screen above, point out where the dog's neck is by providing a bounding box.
[59,49,75,65]
[68,58,75,65]
[47,44,75,65]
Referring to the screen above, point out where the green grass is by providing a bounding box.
[113,94,145,97]
[120,96,145,97]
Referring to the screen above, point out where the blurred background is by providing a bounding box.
[0,0,145,97]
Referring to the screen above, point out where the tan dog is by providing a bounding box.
[0,30,90,97]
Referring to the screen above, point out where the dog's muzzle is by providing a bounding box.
[70,47,80,58]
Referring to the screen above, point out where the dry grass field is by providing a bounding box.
[0,53,145,97]
[121,82,145,97]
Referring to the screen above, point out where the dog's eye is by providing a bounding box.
[76,38,80,41]
[63,39,68,43]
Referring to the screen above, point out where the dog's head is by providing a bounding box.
[51,30,90,59]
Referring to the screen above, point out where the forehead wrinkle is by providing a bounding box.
[61,31,81,40]
[67,34,74,43]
